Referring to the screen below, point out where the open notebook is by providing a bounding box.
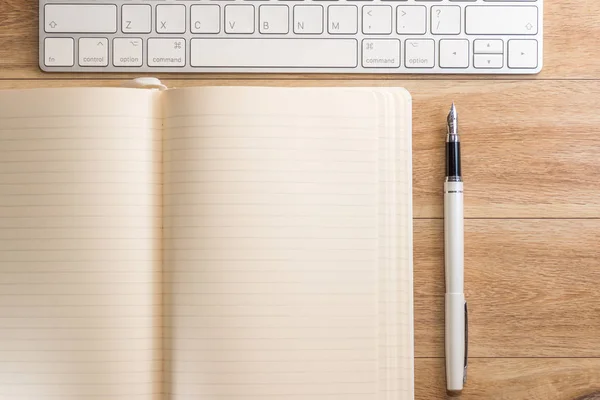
[0,82,413,400]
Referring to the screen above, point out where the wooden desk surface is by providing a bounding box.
[2,1,600,399]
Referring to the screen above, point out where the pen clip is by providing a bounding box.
[463,301,468,384]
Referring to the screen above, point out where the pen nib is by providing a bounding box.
[447,102,458,136]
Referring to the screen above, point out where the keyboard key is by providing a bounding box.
[78,38,108,67]
[508,40,538,69]
[466,6,538,35]
[474,40,503,54]
[225,5,255,34]
[362,6,392,35]
[405,39,434,68]
[259,5,289,34]
[39,0,543,74]
[439,39,468,69]
[191,5,221,34]
[293,5,323,34]
[474,54,503,69]
[148,38,186,67]
[113,38,143,67]
[396,6,426,35]
[44,4,117,33]
[44,37,74,67]
[122,4,151,34]
[362,39,400,68]
[156,4,186,33]
[190,39,357,68]
[328,6,358,35]
[431,6,460,35]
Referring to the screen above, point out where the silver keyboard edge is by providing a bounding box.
[39,0,544,74]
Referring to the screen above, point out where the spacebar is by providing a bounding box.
[190,39,358,68]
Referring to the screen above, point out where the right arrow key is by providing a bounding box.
[508,39,538,69]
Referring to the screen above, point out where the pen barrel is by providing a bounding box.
[444,181,466,392]
[444,181,464,293]
[445,293,466,392]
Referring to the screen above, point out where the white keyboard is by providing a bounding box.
[39,0,543,74]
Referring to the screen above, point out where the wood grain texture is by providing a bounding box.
[1,0,600,79]
[2,0,600,396]
[414,219,600,358]
[0,79,599,218]
[575,393,600,400]
[0,79,599,397]
[416,359,600,400]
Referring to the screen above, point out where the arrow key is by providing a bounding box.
[508,39,538,69]
[474,39,503,54]
[474,54,503,69]
[440,39,469,68]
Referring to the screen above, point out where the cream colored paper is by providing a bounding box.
[0,85,412,400]
[0,88,163,399]
[162,87,413,400]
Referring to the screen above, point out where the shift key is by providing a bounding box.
[45,4,117,33]
[466,6,538,35]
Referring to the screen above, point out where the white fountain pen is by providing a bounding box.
[444,103,467,395]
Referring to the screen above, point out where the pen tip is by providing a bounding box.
[447,103,458,135]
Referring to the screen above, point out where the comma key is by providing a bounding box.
[362,39,400,68]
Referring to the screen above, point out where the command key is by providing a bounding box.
[362,39,400,68]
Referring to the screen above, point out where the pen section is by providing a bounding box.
[445,141,461,180]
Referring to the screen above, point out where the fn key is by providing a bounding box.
[44,38,74,67]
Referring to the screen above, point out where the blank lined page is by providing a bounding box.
[0,88,163,399]
[162,87,413,400]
